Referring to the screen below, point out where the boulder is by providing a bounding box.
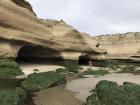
[87,80,140,105]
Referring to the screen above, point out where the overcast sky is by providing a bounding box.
[28,0,140,35]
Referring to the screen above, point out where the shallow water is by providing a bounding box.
[0,79,23,89]
[32,85,83,105]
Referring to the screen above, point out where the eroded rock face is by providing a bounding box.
[11,0,35,15]
[0,40,21,58]
[0,0,105,61]
[93,32,140,61]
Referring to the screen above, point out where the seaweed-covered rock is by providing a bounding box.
[21,71,66,91]
[87,80,140,105]
[0,88,27,105]
[79,70,109,77]
[62,61,79,73]
[0,59,23,79]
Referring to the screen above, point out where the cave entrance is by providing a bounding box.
[15,46,63,64]
[78,54,91,65]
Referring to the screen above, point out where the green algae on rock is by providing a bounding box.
[87,80,140,105]
[62,61,79,73]
[0,88,27,105]
[21,71,66,91]
[0,59,23,79]
[79,70,109,78]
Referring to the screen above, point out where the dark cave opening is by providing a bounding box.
[78,54,91,65]
[15,46,63,64]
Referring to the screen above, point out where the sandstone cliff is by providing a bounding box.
[11,0,35,14]
[0,0,105,62]
[93,32,140,61]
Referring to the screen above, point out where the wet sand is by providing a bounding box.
[33,85,83,105]
[66,73,140,102]
[19,63,63,75]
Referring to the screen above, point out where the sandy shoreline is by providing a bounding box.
[19,64,102,75]
[19,64,63,75]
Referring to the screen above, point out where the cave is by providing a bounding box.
[15,46,63,64]
[78,54,91,65]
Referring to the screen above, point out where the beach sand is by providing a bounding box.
[19,63,63,75]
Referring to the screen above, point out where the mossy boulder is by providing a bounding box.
[62,61,79,73]
[0,88,27,105]
[87,80,140,105]
[0,59,23,79]
[21,71,66,91]
[79,70,109,78]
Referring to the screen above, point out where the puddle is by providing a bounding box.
[33,85,83,105]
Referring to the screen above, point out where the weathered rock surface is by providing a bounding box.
[93,32,140,61]
[0,0,105,61]
[11,0,35,14]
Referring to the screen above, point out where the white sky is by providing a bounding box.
[28,0,140,35]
